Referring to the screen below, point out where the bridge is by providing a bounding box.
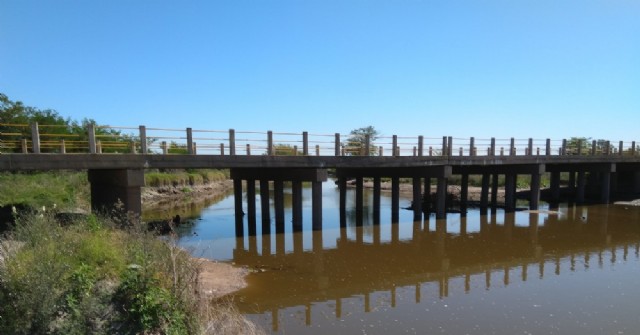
[1,123,640,229]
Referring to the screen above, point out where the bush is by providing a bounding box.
[0,211,205,334]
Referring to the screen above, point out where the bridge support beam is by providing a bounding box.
[230,168,328,235]
[88,169,144,216]
[504,173,517,212]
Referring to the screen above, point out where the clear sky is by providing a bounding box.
[1,0,638,141]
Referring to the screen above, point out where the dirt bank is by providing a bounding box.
[196,258,249,298]
[142,180,233,209]
[360,180,507,202]
[142,180,248,299]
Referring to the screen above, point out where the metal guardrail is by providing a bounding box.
[1,122,638,158]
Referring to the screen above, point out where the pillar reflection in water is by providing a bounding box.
[225,181,638,332]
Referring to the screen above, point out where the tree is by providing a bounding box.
[1,93,128,153]
[343,126,380,156]
[566,137,590,155]
[272,144,302,156]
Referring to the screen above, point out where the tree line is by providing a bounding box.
[1,93,130,153]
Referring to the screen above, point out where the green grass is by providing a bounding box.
[145,169,229,188]
[0,171,90,210]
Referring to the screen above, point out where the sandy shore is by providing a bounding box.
[142,180,249,299]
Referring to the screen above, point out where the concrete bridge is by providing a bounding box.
[1,123,640,228]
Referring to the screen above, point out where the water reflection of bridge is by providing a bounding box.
[231,206,640,330]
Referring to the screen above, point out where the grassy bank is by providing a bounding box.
[0,169,230,211]
[0,171,90,211]
[0,211,261,335]
[145,170,230,188]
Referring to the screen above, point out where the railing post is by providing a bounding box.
[591,140,597,155]
[334,133,340,156]
[316,145,320,156]
[577,139,583,155]
[509,137,515,156]
[448,137,453,157]
[303,131,309,156]
[619,141,624,156]
[220,143,225,155]
[187,128,194,155]
[267,131,274,156]
[161,141,168,155]
[413,147,417,156]
[429,146,433,156]
[60,140,66,154]
[21,139,28,153]
[528,138,533,156]
[442,136,447,157]
[632,141,636,156]
[139,125,147,154]
[30,122,40,154]
[129,140,135,154]
[393,135,398,157]
[490,137,496,156]
[459,147,463,156]
[418,136,424,157]
[605,141,610,155]
[193,142,197,154]
[246,144,251,155]
[561,139,567,155]
[87,123,96,154]
[469,137,475,157]
[545,139,551,156]
[228,129,236,156]
[500,147,504,156]
[378,146,383,156]
[97,141,103,154]
[293,145,298,156]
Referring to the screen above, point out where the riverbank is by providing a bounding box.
[142,179,234,209]
[359,180,506,202]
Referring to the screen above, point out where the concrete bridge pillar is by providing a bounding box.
[460,173,469,215]
[576,171,586,203]
[550,171,561,202]
[480,173,490,213]
[491,173,499,211]
[391,176,400,223]
[436,177,447,219]
[504,173,517,212]
[88,169,144,215]
[230,168,328,236]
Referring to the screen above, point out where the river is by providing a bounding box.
[158,181,640,334]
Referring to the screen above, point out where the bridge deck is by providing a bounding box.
[2,153,640,171]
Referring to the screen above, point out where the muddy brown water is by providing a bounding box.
[152,182,640,334]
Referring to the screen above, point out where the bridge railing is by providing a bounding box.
[1,122,638,158]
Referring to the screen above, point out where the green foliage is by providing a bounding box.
[145,169,229,187]
[0,171,89,210]
[115,267,188,334]
[272,144,302,156]
[167,141,189,154]
[566,137,590,155]
[0,212,203,334]
[1,93,132,153]
[343,126,380,156]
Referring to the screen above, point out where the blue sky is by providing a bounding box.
[1,0,638,141]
